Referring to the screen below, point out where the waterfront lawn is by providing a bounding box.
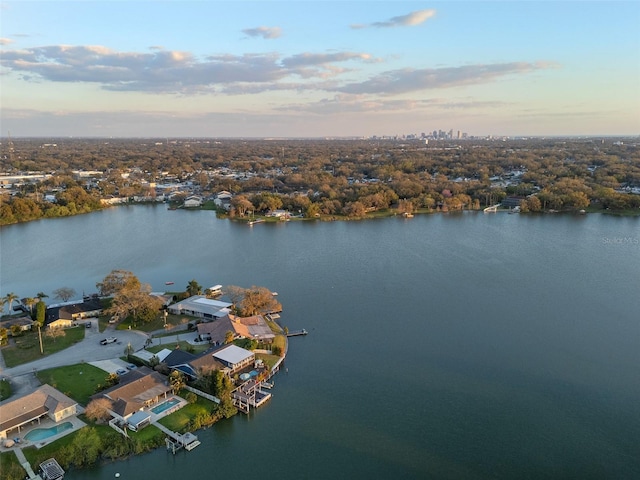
[255,353,280,371]
[2,326,85,367]
[128,423,164,443]
[36,363,108,405]
[159,395,217,432]
[271,334,286,354]
[0,451,27,480]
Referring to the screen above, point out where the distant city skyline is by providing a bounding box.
[1,1,639,138]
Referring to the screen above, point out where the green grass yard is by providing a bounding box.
[158,395,217,432]
[2,326,85,367]
[36,363,110,405]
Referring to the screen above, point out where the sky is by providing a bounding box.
[1,1,639,138]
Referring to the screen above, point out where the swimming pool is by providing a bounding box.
[151,397,180,414]
[24,422,73,442]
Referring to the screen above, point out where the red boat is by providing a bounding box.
[165,281,174,285]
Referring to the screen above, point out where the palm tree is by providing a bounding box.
[25,297,38,315]
[186,279,202,297]
[36,292,49,300]
[3,293,19,313]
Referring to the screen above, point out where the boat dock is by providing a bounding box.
[155,423,200,454]
[232,379,273,414]
[286,329,308,337]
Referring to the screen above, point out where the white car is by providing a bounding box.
[100,337,117,345]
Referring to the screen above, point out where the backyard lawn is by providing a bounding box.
[255,353,281,371]
[159,395,217,432]
[2,326,85,367]
[36,363,110,405]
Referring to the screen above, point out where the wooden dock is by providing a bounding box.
[155,423,200,453]
[286,329,308,337]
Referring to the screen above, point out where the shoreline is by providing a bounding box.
[1,202,638,228]
[0,310,290,479]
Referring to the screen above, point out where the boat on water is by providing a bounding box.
[248,218,265,226]
[165,281,174,285]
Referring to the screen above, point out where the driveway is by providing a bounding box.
[0,321,148,397]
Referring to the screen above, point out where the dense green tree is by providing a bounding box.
[10,324,23,337]
[169,370,186,393]
[186,279,203,297]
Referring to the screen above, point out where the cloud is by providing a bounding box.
[1,43,559,101]
[337,62,560,94]
[0,44,378,94]
[1,45,283,93]
[351,9,436,29]
[0,37,14,45]
[277,94,509,115]
[280,51,378,78]
[242,26,282,39]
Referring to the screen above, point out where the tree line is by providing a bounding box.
[1,136,639,225]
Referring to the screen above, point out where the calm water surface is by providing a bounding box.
[1,207,639,479]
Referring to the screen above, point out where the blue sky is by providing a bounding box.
[1,1,639,137]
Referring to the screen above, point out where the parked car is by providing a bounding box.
[85,322,92,328]
[116,368,127,376]
[100,337,117,345]
[126,363,136,370]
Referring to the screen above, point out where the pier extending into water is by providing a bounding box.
[286,329,308,337]
[483,204,501,213]
[155,423,200,454]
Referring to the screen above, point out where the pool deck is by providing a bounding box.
[0,415,86,452]
[147,395,187,422]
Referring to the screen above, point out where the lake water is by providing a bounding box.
[1,207,639,479]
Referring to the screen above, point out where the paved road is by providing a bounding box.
[0,320,206,401]
[0,320,148,397]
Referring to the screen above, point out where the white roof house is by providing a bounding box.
[184,195,203,208]
[211,344,255,373]
[167,295,232,320]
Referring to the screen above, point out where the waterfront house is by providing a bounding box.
[162,348,225,380]
[93,367,172,422]
[214,191,233,211]
[0,384,78,440]
[44,297,103,329]
[196,313,274,345]
[184,195,203,208]
[167,295,232,320]
[211,344,255,375]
